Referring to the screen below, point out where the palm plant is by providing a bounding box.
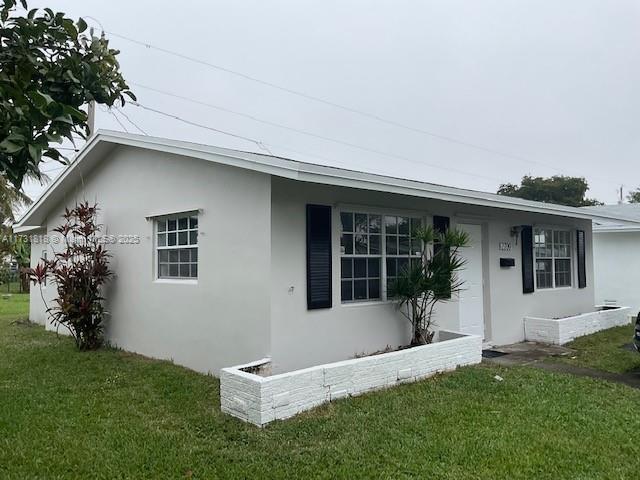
[389,225,469,346]
[0,172,50,291]
[0,178,31,224]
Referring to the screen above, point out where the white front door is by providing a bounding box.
[457,223,485,339]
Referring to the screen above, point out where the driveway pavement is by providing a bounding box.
[483,342,640,389]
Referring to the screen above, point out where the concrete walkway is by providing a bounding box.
[483,342,640,390]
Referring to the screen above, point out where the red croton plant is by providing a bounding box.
[28,202,112,350]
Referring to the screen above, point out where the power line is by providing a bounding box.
[130,82,500,181]
[127,100,509,184]
[108,108,130,133]
[107,30,624,187]
[114,106,148,135]
[127,101,274,155]
[131,82,633,193]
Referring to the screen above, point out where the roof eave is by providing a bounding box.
[14,130,640,229]
[594,226,640,233]
[13,225,44,233]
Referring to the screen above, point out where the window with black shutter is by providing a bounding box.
[577,229,586,289]
[306,204,332,309]
[433,215,451,299]
[339,211,424,303]
[521,225,534,294]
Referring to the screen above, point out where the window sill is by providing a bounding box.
[153,279,198,286]
[535,286,573,292]
[341,299,395,308]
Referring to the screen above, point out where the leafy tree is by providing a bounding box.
[389,226,469,345]
[497,175,603,207]
[0,0,135,188]
[627,189,640,204]
[29,202,112,350]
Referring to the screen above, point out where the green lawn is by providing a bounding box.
[1,295,640,479]
[555,324,640,374]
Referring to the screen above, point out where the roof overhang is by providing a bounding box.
[593,225,640,234]
[14,130,640,232]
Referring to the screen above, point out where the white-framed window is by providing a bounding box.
[534,228,572,289]
[384,216,423,292]
[340,212,382,302]
[340,210,423,303]
[156,213,198,279]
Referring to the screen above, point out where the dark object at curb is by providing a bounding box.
[482,350,509,359]
[633,312,640,353]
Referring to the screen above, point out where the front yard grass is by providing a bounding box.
[554,324,640,374]
[1,295,640,479]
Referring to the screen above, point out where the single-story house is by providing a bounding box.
[15,131,639,375]
[583,204,640,314]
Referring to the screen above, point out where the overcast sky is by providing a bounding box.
[22,0,640,204]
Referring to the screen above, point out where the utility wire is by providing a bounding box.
[131,82,501,181]
[114,106,148,135]
[131,82,631,192]
[107,30,625,186]
[108,108,130,133]
[127,101,274,155]
[127,100,509,184]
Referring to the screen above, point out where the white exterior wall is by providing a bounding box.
[221,331,482,426]
[270,178,595,373]
[28,235,48,326]
[593,231,640,314]
[28,146,272,374]
[28,149,596,376]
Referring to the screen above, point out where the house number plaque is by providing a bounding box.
[499,242,512,252]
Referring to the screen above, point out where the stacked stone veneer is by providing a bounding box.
[524,306,631,345]
[220,330,482,426]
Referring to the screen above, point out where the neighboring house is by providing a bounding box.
[14,131,639,375]
[583,204,640,313]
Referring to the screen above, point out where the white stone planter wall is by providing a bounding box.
[524,306,631,345]
[220,330,482,426]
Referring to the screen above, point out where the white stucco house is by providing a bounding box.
[14,131,639,376]
[583,204,640,314]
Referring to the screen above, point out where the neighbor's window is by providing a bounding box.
[534,228,571,289]
[340,211,423,303]
[156,214,198,279]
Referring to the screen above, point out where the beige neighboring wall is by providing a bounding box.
[28,145,272,375]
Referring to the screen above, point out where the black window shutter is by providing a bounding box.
[306,204,332,309]
[433,216,450,237]
[433,215,451,299]
[577,229,586,289]
[521,225,534,294]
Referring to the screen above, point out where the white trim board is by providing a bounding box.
[15,130,640,232]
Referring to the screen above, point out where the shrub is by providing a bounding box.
[388,225,469,345]
[29,202,111,350]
